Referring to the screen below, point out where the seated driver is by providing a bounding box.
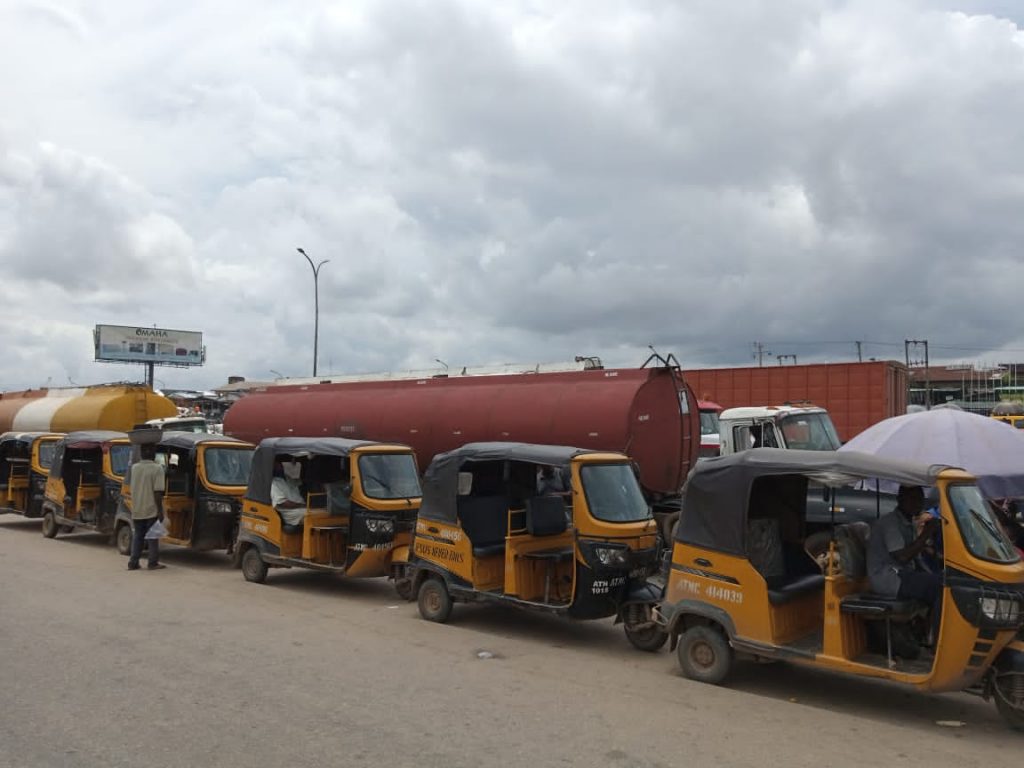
[866,485,943,642]
[271,458,306,527]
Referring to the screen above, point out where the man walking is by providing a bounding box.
[128,443,166,571]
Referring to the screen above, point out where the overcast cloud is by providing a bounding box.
[2,0,1024,391]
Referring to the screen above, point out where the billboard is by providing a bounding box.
[94,325,205,366]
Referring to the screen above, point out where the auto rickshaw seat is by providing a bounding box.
[767,573,826,605]
[458,495,509,556]
[840,594,927,619]
[281,520,304,534]
[525,496,567,537]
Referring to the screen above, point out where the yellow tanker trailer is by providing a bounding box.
[0,384,176,434]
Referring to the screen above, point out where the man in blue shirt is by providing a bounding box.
[867,485,942,640]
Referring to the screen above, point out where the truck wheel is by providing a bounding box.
[392,566,413,601]
[677,625,733,684]
[41,512,59,539]
[625,624,669,652]
[994,673,1024,732]
[116,523,133,556]
[241,548,268,584]
[417,577,452,623]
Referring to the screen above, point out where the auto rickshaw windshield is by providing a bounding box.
[204,447,254,487]
[38,442,57,469]
[580,463,652,523]
[358,453,421,499]
[948,483,1021,564]
[109,444,133,477]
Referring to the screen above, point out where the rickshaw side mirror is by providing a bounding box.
[457,472,473,496]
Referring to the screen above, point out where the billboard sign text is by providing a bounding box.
[94,325,205,366]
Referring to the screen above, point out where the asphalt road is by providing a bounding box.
[1,515,1022,768]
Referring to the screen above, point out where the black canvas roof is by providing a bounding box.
[418,441,609,523]
[158,432,250,454]
[245,436,395,505]
[676,448,960,555]
[50,431,129,482]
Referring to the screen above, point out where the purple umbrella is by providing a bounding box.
[839,408,1024,499]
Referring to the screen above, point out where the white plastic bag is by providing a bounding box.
[145,519,168,540]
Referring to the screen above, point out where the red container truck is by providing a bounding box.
[682,360,907,442]
[224,363,701,537]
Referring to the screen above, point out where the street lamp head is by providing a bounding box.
[296,247,307,256]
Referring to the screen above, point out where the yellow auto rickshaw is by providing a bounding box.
[235,437,421,583]
[116,432,254,556]
[395,442,662,641]
[40,430,131,539]
[0,431,61,519]
[650,448,1024,730]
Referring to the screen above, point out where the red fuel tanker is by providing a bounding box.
[224,363,700,526]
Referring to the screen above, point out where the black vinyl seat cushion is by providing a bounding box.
[525,496,567,537]
[281,521,303,534]
[458,496,509,557]
[840,594,928,619]
[767,573,826,605]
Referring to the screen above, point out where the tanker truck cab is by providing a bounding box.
[0,432,61,518]
[41,431,131,539]
[235,437,421,584]
[718,405,841,455]
[401,442,661,635]
[115,433,254,556]
[698,401,723,458]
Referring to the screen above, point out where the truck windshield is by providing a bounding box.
[948,484,1021,564]
[699,410,720,436]
[161,419,207,433]
[779,413,841,450]
[358,454,422,500]
[580,463,652,523]
[204,447,254,487]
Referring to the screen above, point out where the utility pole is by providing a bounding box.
[855,341,863,362]
[753,341,772,367]
[905,339,930,410]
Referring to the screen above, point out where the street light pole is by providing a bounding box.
[296,248,330,377]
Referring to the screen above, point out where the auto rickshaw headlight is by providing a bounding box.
[365,518,394,535]
[592,545,629,567]
[980,596,1022,624]
[204,500,234,515]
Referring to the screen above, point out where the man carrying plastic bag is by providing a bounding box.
[128,442,167,571]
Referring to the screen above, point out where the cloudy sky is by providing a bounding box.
[2,0,1024,391]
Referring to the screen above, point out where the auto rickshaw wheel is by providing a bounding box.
[677,625,733,684]
[241,547,268,584]
[625,624,669,652]
[41,512,59,539]
[417,577,452,623]
[994,673,1024,732]
[116,523,132,556]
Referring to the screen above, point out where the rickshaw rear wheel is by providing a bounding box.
[994,676,1024,732]
[625,625,669,652]
[41,512,59,539]
[418,577,453,623]
[677,625,733,684]
[241,547,268,584]
[116,523,132,556]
